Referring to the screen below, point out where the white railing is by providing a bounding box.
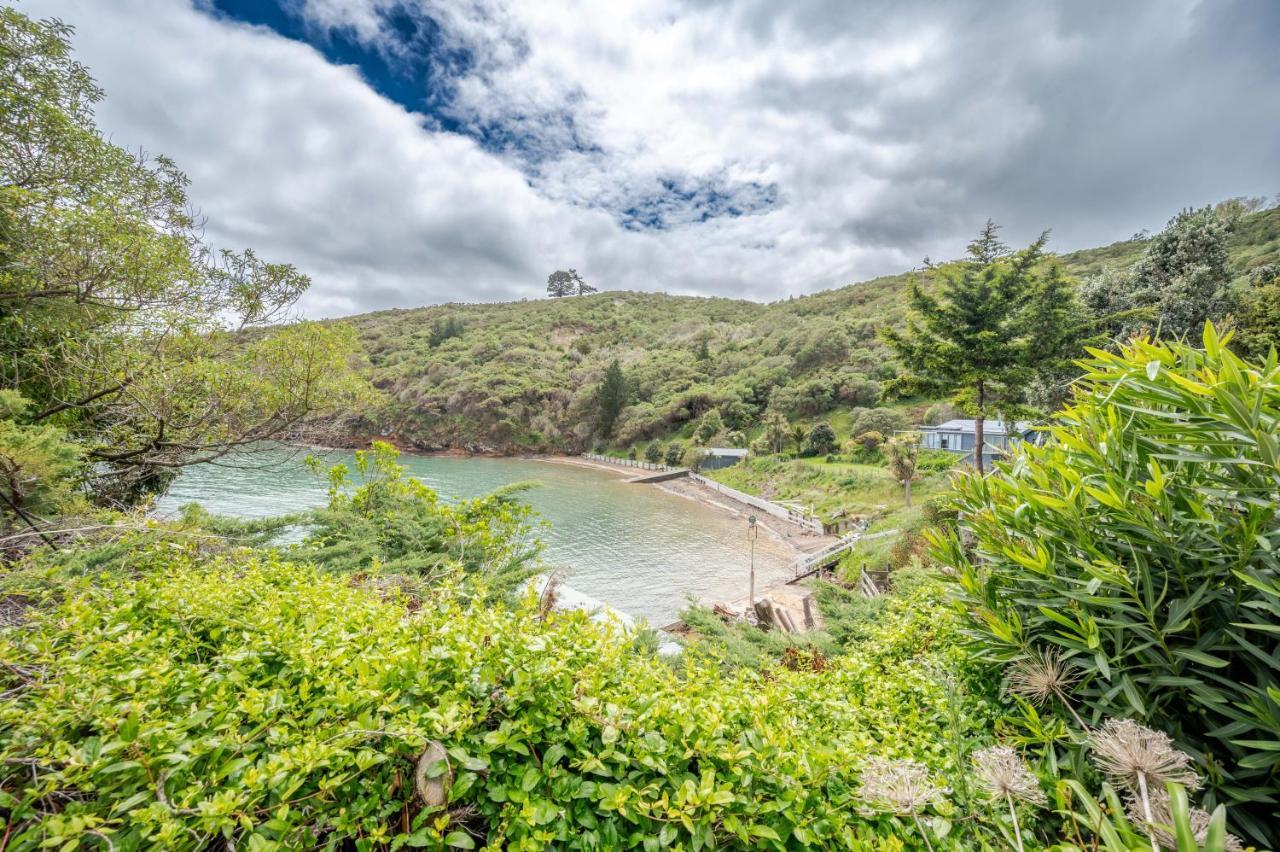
[689,472,824,534]
[584,454,825,533]
[791,529,863,578]
[581,453,679,473]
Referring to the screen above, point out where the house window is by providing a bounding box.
[939,435,950,449]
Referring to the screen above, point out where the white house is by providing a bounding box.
[916,419,1037,467]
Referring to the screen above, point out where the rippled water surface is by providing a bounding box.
[155,450,796,624]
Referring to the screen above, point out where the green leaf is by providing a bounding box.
[444,831,476,849]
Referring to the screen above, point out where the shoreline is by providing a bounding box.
[287,443,833,560]
[534,453,835,560]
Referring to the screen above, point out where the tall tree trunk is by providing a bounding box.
[974,379,986,476]
[903,478,912,507]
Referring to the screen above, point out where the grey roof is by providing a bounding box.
[924,419,1035,435]
[705,447,749,456]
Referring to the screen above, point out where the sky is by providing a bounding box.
[24,0,1280,317]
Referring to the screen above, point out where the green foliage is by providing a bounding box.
[884,432,920,506]
[703,454,950,524]
[681,445,707,471]
[0,9,371,506]
[693,408,724,445]
[762,409,788,454]
[428,316,465,347]
[1235,263,1279,360]
[884,222,1087,474]
[299,442,541,597]
[595,359,629,438]
[2,550,1005,850]
[0,392,82,525]
[339,206,1280,454]
[1050,780,1238,852]
[546,268,588,298]
[1081,206,1239,341]
[802,422,837,457]
[643,441,662,463]
[937,325,1280,845]
[663,442,683,467]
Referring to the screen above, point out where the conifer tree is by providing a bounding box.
[546,270,575,298]
[883,221,1081,474]
[595,360,628,437]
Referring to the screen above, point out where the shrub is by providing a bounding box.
[693,409,724,445]
[681,445,707,470]
[850,408,910,439]
[853,430,883,451]
[643,441,662,463]
[802,423,837,457]
[916,448,958,473]
[0,553,996,850]
[935,325,1280,846]
[298,442,541,597]
[663,443,683,467]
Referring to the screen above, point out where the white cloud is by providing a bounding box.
[23,0,1280,316]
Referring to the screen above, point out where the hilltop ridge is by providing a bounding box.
[334,206,1280,452]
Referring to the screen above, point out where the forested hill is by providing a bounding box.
[338,205,1280,452]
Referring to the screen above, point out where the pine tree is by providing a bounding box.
[882,221,1080,475]
[596,360,628,437]
[572,269,598,295]
[546,270,575,298]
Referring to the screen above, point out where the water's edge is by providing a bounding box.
[155,449,798,624]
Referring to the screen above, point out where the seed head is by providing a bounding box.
[1004,647,1080,706]
[972,745,1046,806]
[858,758,948,815]
[1124,789,1242,852]
[1090,718,1200,793]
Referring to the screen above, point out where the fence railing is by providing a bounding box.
[583,454,824,534]
[688,472,824,534]
[581,453,679,473]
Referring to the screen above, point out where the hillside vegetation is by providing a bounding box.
[341,206,1279,453]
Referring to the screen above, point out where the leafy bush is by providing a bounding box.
[802,422,837,456]
[2,552,1000,850]
[850,408,910,440]
[936,325,1280,845]
[916,448,958,473]
[663,442,683,467]
[299,442,542,597]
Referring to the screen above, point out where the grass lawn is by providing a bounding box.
[702,454,952,524]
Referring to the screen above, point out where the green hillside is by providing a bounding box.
[339,206,1280,452]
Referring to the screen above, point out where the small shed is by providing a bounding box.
[700,447,748,471]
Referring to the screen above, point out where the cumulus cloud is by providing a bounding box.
[23,0,1280,316]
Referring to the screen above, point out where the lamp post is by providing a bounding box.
[748,514,758,606]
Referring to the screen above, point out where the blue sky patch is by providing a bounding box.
[204,0,778,231]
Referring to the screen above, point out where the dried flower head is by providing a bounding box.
[972,745,1047,806]
[858,758,948,815]
[1124,789,1243,852]
[1004,647,1080,706]
[1090,718,1200,793]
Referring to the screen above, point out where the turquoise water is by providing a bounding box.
[154,449,795,624]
